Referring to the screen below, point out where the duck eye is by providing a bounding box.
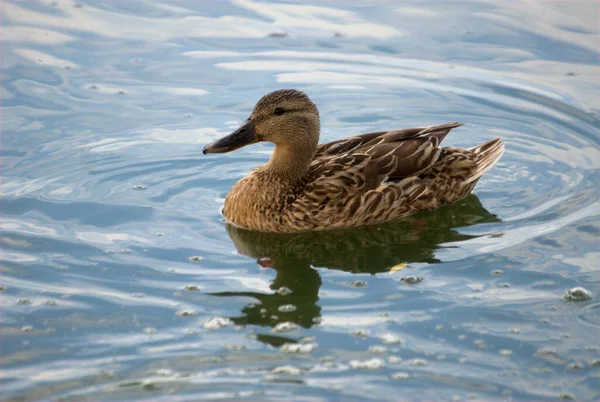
[274,107,285,116]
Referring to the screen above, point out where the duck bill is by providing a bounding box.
[203,121,257,154]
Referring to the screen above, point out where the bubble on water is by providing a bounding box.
[509,328,520,334]
[223,344,245,351]
[59,265,68,270]
[281,342,317,354]
[499,349,513,356]
[392,372,410,380]
[300,336,315,344]
[276,287,292,296]
[272,322,299,333]
[563,287,591,302]
[537,348,556,356]
[46,328,56,334]
[18,299,32,305]
[388,356,402,364]
[132,184,146,190]
[188,256,203,262]
[474,339,486,348]
[144,327,156,335]
[120,248,130,254]
[380,333,402,344]
[401,276,423,285]
[184,285,200,291]
[278,304,297,313]
[458,334,467,340]
[349,358,385,370]
[176,309,196,317]
[270,315,279,320]
[22,325,34,332]
[411,358,427,366]
[350,280,367,288]
[320,358,340,370]
[435,325,444,331]
[203,317,234,330]
[271,365,301,375]
[351,329,369,338]
[369,345,387,354]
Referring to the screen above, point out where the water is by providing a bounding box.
[1,1,599,400]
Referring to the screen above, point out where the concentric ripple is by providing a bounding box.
[1,1,599,401]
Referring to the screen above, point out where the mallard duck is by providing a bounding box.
[203,89,504,233]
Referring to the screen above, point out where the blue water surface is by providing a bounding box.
[1,1,600,400]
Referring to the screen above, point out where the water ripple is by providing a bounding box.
[2,1,599,401]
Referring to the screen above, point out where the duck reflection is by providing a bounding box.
[211,195,500,346]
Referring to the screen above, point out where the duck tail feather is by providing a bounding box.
[465,138,504,184]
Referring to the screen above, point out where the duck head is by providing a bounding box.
[203,89,320,155]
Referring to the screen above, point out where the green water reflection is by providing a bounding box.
[213,195,500,345]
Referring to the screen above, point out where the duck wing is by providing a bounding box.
[285,151,428,231]
[280,122,503,231]
[315,122,463,180]
[280,123,462,230]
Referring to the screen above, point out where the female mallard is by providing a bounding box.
[203,89,504,233]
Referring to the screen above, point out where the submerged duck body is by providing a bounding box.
[203,90,504,233]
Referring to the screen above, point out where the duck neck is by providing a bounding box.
[265,139,316,183]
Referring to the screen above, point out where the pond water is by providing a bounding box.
[1,1,600,400]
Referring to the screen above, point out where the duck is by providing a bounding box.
[203,89,504,233]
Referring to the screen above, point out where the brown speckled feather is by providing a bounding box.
[272,122,496,232]
[211,90,504,233]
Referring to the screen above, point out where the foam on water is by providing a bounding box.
[1,1,599,401]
